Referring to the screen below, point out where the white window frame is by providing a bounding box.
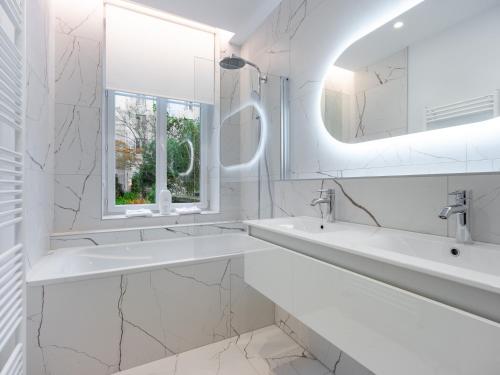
[105,89,208,215]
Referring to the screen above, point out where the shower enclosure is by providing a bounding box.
[219,55,288,219]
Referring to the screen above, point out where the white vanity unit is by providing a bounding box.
[245,217,500,375]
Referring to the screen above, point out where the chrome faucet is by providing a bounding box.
[311,189,335,223]
[439,190,472,244]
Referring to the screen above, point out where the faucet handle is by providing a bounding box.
[317,188,335,195]
[448,190,467,203]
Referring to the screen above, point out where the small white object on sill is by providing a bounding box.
[159,187,172,215]
[125,208,153,218]
[175,206,202,215]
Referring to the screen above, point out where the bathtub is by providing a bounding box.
[27,233,277,374]
[27,233,276,286]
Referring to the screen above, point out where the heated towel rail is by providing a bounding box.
[425,91,500,129]
[0,0,25,374]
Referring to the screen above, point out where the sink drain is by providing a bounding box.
[450,248,460,257]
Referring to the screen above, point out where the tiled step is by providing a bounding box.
[114,325,330,375]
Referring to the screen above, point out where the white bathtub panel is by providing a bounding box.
[245,248,500,375]
[118,272,175,370]
[121,259,231,370]
[27,278,122,375]
[26,287,46,375]
[28,256,274,374]
[229,257,275,336]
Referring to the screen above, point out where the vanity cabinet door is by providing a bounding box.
[245,247,500,375]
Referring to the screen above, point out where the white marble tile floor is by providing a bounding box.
[114,325,330,375]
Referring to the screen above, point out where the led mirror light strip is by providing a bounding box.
[178,139,195,177]
[308,0,500,179]
[220,100,268,173]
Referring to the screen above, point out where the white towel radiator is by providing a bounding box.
[425,91,500,129]
[0,0,25,374]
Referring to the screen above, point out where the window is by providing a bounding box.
[103,2,217,216]
[105,90,208,214]
[113,92,157,206]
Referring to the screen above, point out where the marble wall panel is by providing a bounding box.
[239,0,500,241]
[52,0,243,233]
[25,0,55,267]
[239,0,500,232]
[50,221,246,249]
[271,174,500,244]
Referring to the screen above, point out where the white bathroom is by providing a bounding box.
[1,0,500,374]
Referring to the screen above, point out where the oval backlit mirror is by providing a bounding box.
[321,0,500,143]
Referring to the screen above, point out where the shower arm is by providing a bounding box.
[245,61,267,83]
[244,61,267,99]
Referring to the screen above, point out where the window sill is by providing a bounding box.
[102,210,219,221]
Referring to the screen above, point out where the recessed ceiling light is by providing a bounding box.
[393,21,404,29]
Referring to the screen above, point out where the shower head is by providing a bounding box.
[219,55,267,84]
[219,55,246,70]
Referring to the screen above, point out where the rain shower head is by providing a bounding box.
[219,55,267,84]
[219,55,246,70]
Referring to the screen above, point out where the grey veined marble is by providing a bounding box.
[27,256,274,375]
[115,325,331,375]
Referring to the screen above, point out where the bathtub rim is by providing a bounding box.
[27,233,275,287]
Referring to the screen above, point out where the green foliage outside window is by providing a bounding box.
[167,116,200,203]
[115,94,201,206]
[130,139,156,203]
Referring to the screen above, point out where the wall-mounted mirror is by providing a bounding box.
[220,106,260,168]
[321,0,500,144]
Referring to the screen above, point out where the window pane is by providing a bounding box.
[114,93,157,205]
[166,100,201,203]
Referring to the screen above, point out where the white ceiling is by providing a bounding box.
[337,0,500,70]
[130,0,282,45]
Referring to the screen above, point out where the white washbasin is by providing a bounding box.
[245,216,500,322]
[267,216,358,234]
